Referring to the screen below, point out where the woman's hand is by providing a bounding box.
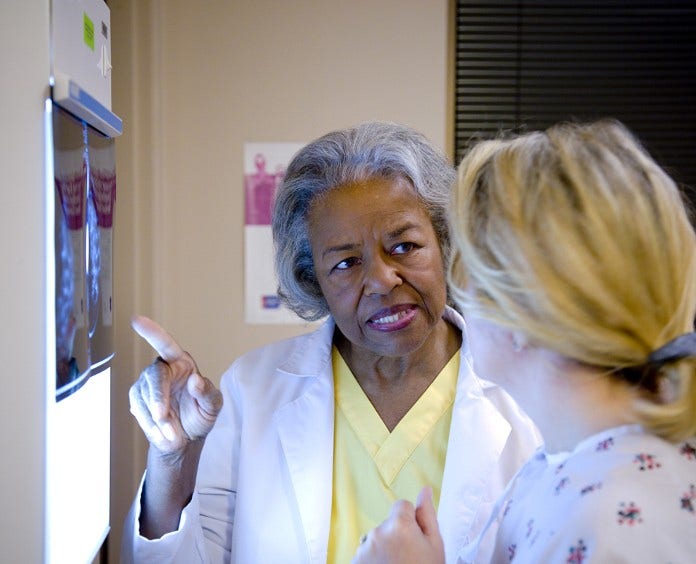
[352,487,445,564]
[128,315,224,538]
[128,315,223,458]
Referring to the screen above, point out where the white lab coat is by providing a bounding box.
[122,307,541,563]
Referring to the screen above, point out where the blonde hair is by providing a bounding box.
[448,120,696,441]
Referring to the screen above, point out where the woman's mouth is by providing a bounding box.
[367,305,417,331]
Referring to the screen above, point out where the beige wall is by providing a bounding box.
[110,1,452,561]
[0,1,50,560]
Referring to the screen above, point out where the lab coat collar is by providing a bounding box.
[277,316,335,378]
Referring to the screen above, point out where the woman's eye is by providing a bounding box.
[333,257,360,271]
[392,242,417,255]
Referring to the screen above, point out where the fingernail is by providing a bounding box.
[192,373,204,390]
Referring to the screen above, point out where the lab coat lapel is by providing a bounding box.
[275,324,335,564]
[438,359,512,563]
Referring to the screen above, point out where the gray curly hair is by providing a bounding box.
[272,121,456,321]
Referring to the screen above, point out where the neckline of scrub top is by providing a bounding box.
[333,346,459,484]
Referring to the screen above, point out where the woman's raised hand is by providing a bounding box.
[352,487,445,564]
[128,315,223,457]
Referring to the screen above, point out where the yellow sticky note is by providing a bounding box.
[83,12,95,51]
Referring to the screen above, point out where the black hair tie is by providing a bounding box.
[648,333,696,364]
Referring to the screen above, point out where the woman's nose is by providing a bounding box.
[363,254,402,295]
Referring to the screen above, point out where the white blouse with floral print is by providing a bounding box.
[462,425,696,563]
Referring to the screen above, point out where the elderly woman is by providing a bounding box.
[353,120,696,563]
[121,122,540,563]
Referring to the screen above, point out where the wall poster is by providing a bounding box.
[244,142,306,324]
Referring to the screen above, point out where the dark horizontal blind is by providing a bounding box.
[454,1,696,203]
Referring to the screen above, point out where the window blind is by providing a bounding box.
[454,1,696,203]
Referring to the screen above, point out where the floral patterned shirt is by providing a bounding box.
[462,425,696,563]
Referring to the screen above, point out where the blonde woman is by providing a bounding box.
[353,120,696,563]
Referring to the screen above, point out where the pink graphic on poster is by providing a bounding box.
[244,153,287,225]
[244,142,308,324]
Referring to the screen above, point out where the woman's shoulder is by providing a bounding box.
[220,317,335,385]
[504,434,696,561]
[552,431,696,527]
[566,429,696,479]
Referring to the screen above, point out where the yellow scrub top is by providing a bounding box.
[327,347,459,563]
